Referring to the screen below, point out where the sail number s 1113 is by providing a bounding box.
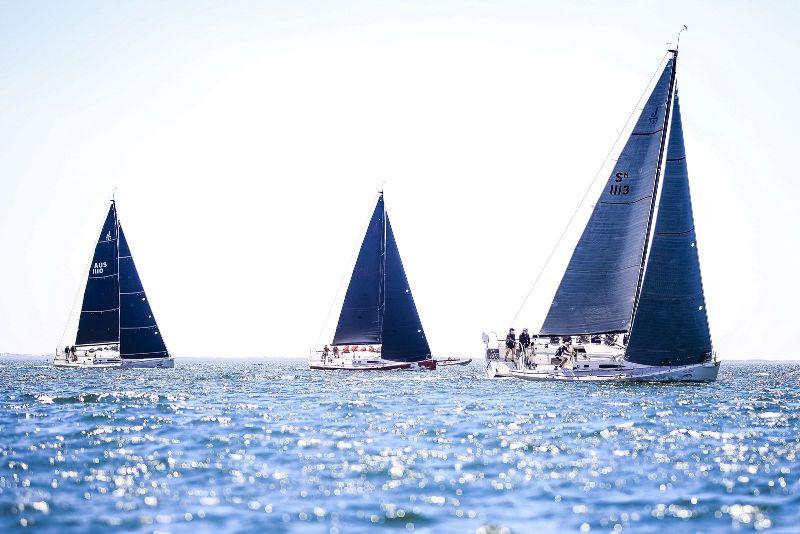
[609,172,630,195]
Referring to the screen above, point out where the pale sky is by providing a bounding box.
[1,1,798,359]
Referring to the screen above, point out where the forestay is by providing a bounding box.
[541,59,674,335]
[626,94,712,366]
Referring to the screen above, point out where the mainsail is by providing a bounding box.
[541,58,675,335]
[76,204,120,345]
[332,197,386,345]
[75,201,168,359]
[625,93,712,365]
[332,194,431,362]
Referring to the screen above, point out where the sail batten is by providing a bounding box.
[626,93,712,366]
[540,59,674,336]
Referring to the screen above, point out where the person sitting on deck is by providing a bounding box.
[556,340,576,368]
[332,346,339,356]
[504,328,516,361]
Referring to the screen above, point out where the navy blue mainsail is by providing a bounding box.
[118,227,169,360]
[76,203,119,345]
[626,93,712,366]
[541,59,674,335]
[332,194,430,362]
[381,218,431,362]
[332,196,386,345]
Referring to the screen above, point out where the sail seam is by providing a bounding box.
[120,325,157,330]
[82,308,119,313]
[631,128,664,136]
[120,291,145,295]
[598,195,653,206]
[655,227,695,236]
[121,351,168,356]
[666,156,687,162]
[88,274,117,279]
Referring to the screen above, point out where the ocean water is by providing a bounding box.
[0,359,798,533]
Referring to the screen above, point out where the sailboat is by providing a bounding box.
[310,192,436,370]
[484,48,719,381]
[54,200,174,369]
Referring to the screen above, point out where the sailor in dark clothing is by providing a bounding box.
[504,328,516,361]
[519,329,531,350]
[519,328,531,367]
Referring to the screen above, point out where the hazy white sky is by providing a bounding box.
[1,1,798,359]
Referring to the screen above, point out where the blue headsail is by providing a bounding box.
[76,203,120,345]
[626,93,712,365]
[541,59,674,335]
[381,217,431,362]
[118,226,169,360]
[333,194,431,362]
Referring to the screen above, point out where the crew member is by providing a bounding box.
[504,328,516,361]
[519,329,531,350]
[557,340,576,368]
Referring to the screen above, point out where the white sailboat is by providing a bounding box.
[54,200,174,369]
[310,192,436,371]
[485,47,719,382]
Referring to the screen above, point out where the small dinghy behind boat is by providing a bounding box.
[54,200,173,369]
[484,47,719,382]
[435,357,472,367]
[310,192,436,371]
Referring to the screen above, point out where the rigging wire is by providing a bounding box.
[508,51,671,329]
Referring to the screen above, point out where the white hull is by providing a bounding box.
[53,352,174,369]
[482,332,719,382]
[309,345,436,371]
[309,359,436,371]
[53,358,122,369]
[489,360,720,382]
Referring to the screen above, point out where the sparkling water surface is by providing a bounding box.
[1,358,798,533]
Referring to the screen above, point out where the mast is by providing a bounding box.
[629,48,679,328]
[114,199,121,350]
[379,191,387,340]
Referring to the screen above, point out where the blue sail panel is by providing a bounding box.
[332,196,385,345]
[381,218,431,362]
[118,227,168,359]
[76,203,119,345]
[541,59,674,335]
[626,94,712,366]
